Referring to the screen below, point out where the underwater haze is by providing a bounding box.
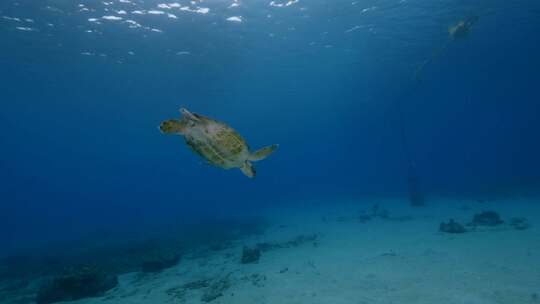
[1,0,540,303]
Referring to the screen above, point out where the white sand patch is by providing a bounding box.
[102,15,122,20]
[148,10,166,15]
[362,6,377,13]
[44,6,63,13]
[28,197,540,304]
[345,25,361,33]
[270,0,299,7]
[124,20,141,28]
[196,7,210,14]
[179,6,209,14]
[15,27,36,31]
[3,16,21,22]
[226,16,242,22]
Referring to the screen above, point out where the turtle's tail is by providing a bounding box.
[249,144,278,162]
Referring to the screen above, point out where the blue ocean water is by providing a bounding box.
[1,0,540,302]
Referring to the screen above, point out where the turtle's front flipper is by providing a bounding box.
[240,161,256,178]
[180,108,200,122]
[249,144,278,162]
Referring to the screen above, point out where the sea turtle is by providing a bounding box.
[414,15,479,83]
[159,108,278,178]
[448,15,479,39]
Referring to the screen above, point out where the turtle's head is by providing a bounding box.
[465,15,479,26]
[159,119,187,135]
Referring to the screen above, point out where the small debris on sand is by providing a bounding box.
[256,234,319,252]
[201,278,231,302]
[241,247,261,264]
[509,217,530,230]
[440,219,467,234]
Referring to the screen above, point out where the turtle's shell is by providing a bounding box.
[184,121,249,169]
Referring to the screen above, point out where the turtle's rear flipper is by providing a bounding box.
[249,144,278,162]
[240,161,256,178]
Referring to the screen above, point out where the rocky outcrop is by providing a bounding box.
[36,265,117,304]
[470,211,503,226]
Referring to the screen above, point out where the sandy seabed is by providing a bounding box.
[53,197,540,304]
